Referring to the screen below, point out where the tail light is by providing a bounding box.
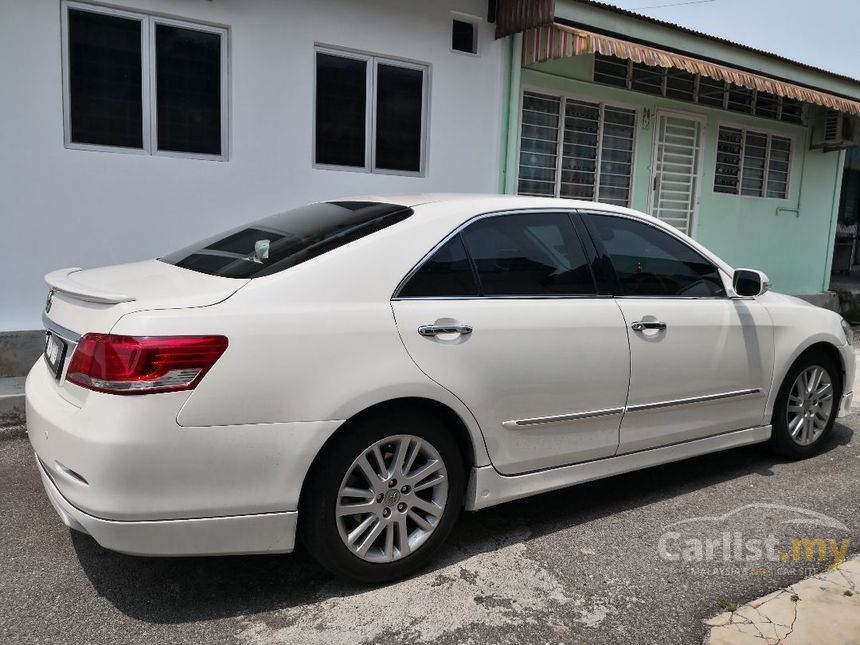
[66,334,228,395]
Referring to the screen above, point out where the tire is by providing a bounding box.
[299,410,464,584]
[769,350,841,459]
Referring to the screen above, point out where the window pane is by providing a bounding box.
[160,201,411,278]
[766,136,791,198]
[461,213,596,296]
[593,54,628,89]
[155,24,222,155]
[452,19,476,54]
[714,126,742,194]
[518,92,560,196]
[630,62,662,95]
[375,63,424,172]
[741,131,767,196]
[560,100,599,201]
[315,52,367,167]
[68,9,143,148]
[398,235,478,298]
[588,214,725,297]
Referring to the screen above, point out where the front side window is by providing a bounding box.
[714,126,791,198]
[315,49,427,174]
[63,2,227,158]
[518,91,636,207]
[160,201,412,278]
[586,213,725,297]
[398,212,596,298]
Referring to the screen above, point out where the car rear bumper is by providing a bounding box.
[36,456,297,555]
[26,358,342,553]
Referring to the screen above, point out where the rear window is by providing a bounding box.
[160,201,412,278]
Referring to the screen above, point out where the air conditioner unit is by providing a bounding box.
[811,110,860,151]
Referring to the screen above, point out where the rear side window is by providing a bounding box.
[397,235,478,298]
[398,211,596,297]
[461,212,595,296]
[586,213,725,297]
[160,201,412,278]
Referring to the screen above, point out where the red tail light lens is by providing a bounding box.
[66,334,228,395]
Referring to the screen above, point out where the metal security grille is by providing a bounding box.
[518,91,635,206]
[651,114,702,235]
[714,126,791,199]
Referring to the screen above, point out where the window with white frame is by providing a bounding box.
[713,126,791,198]
[517,91,636,206]
[314,49,428,175]
[62,2,228,159]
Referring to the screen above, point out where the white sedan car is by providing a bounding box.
[27,195,853,582]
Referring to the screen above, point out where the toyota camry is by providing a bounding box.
[27,194,854,582]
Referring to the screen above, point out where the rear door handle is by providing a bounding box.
[631,320,667,332]
[418,324,473,337]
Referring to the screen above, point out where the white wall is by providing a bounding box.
[0,0,506,331]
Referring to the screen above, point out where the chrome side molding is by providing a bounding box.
[625,388,762,413]
[504,388,763,429]
[502,407,624,429]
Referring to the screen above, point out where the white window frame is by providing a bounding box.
[61,1,230,161]
[313,45,430,177]
[450,11,481,57]
[516,85,640,207]
[712,123,794,201]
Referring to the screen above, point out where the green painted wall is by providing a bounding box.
[507,57,845,295]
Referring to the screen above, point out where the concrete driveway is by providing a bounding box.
[1,416,858,645]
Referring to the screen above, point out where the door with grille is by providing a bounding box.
[649,112,704,236]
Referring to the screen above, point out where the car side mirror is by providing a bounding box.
[733,268,770,297]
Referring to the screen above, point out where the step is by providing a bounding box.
[0,377,26,427]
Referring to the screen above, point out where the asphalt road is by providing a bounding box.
[2,417,859,645]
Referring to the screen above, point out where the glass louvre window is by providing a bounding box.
[714,127,742,194]
[155,25,222,155]
[517,92,561,196]
[517,91,635,206]
[592,54,807,125]
[713,126,791,199]
[63,3,226,158]
[314,49,427,174]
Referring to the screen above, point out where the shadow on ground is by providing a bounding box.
[71,422,854,625]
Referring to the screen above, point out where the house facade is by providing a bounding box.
[0,0,508,332]
[498,0,860,300]
[2,0,860,342]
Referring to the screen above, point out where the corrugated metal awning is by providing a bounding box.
[523,23,860,117]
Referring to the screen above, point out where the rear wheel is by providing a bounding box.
[769,351,841,459]
[300,411,464,583]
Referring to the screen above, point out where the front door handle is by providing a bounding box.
[631,320,667,332]
[418,324,473,337]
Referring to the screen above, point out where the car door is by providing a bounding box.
[391,210,630,475]
[579,210,774,454]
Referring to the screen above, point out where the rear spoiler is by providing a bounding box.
[45,268,136,305]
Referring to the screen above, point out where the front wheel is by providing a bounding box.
[769,351,841,459]
[300,412,464,583]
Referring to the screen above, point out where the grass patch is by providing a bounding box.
[718,598,738,612]
[790,594,800,602]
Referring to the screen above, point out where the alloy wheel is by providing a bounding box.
[335,434,448,563]
[786,365,833,446]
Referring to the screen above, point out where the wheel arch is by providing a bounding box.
[298,396,481,512]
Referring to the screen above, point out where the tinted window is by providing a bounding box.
[587,214,725,297]
[68,9,143,148]
[462,212,595,296]
[398,235,478,298]
[315,53,367,167]
[161,201,411,278]
[155,24,222,155]
[375,64,424,172]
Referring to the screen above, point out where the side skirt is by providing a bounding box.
[465,425,772,511]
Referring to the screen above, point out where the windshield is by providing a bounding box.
[159,201,413,278]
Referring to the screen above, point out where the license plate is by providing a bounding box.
[44,332,67,380]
